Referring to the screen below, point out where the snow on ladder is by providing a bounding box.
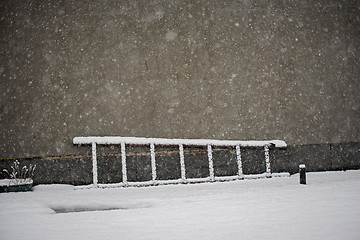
[73,136,287,188]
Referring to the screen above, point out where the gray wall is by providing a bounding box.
[1,0,360,159]
[0,142,359,185]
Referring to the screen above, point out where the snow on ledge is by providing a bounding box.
[73,136,287,148]
[0,178,33,186]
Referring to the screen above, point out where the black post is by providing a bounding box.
[299,164,306,185]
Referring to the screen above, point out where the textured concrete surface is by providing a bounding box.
[0,142,359,185]
[1,0,359,158]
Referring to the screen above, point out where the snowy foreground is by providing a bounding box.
[1,171,360,240]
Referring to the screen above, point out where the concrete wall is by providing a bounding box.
[0,142,359,186]
[1,0,360,159]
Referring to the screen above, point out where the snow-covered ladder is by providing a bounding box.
[73,137,287,188]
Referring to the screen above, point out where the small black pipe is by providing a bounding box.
[299,164,306,185]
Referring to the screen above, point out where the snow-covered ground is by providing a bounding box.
[1,171,360,240]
